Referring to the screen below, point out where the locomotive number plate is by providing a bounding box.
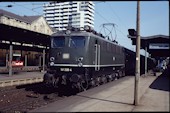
[60,68,72,72]
[62,53,70,59]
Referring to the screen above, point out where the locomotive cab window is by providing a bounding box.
[51,36,65,48]
[69,36,86,48]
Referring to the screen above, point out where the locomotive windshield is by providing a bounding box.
[51,36,65,48]
[69,36,86,48]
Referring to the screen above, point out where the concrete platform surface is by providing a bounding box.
[0,72,44,81]
[30,72,170,112]
[0,72,45,87]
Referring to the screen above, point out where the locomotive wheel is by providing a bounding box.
[90,79,96,88]
[53,79,58,88]
[80,80,89,91]
[71,82,81,95]
[112,73,116,80]
[122,70,125,77]
[115,72,119,80]
[118,71,122,78]
[107,74,113,82]
[101,75,107,84]
[119,70,125,78]
[77,82,82,92]
[95,77,101,86]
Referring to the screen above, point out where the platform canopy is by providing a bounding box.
[128,29,169,57]
[0,23,51,52]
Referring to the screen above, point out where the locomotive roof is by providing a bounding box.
[51,30,123,48]
[51,30,152,58]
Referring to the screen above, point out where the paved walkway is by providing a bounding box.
[30,71,169,112]
[133,70,169,111]
[0,71,45,87]
[0,72,44,81]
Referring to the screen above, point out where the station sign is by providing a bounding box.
[8,61,24,67]
[12,61,24,67]
[149,43,169,49]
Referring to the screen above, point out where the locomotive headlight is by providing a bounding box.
[50,62,54,66]
[78,62,83,67]
[78,57,83,61]
[77,57,83,67]
[50,57,55,61]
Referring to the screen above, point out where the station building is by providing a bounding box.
[0,9,53,74]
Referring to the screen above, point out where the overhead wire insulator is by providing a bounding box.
[6,5,13,7]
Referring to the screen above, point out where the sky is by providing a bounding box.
[0,1,169,55]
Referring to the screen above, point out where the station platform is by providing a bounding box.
[30,71,169,112]
[0,66,41,73]
[0,71,44,87]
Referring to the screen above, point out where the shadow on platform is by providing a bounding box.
[149,69,170,92]
[76,94,133,106]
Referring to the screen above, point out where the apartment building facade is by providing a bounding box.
[43,1,95,31]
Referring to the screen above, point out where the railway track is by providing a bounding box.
[0,74,126,112]
[0,93,63,112]
[0,82,64,112]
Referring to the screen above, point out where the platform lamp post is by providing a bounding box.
[42,48,45,73]
[134,1,141,106]
[145,42,148,76]
[6,52,8,68]
[9,42,13,76]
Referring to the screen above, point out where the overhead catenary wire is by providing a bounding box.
[3,1,129,40]
[95,2,133,45]
[95,8,118,41]
[95,10,110,23]
[95,9,125,41]
[12,2,43,15]
[107,3,130,38]
[108,3,129,31]
[95,4,125,36]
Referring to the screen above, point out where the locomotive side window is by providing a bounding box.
[51,37,65,48]
[69,36,86,48]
